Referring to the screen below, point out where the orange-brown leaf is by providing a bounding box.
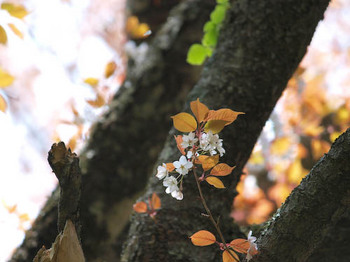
[190,230,216,246]
[206,176,225,189]
[210,163,235,176]
[126,16,151,39]
[206,109,244,125]
[222,249,240,262]
[166,162,175,171]
[0,25,7,45]
[0,95,7,112]
[174,135,186,155]
[190,98,209,123]
[8,23,23,38]
[197,155,219,171]
[204,120,228,134]
[151,193,161,210]
[229,239,249,254]
[171,113,197,132]
[105,61,117,78]
[133,201,147,213]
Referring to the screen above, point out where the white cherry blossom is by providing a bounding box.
[181,132,198,148]
[163,176,179,194]
[171,190,183,200]
[156,163,168,180]
[246,231,258,261]
[173,155,193,175]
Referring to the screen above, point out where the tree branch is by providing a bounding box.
[255,128,350,262]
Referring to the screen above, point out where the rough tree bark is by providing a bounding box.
[256,128,350,262]
[120,0,330,261]
[11,0,214,261]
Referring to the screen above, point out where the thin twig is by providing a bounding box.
[193,167,239,261]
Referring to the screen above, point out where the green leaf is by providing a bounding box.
[203,21,215,33]
[187,44,209,65]
[216,0,228,4]
[210,5,227,25]
[202,29,218,47]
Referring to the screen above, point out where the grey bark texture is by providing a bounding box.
[121,0,330,261]
[11,0,213,261]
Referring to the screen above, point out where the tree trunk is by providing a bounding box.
[11,1,214,261]
[120,0,330,261]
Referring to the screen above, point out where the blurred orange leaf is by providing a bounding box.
[87,94,105,108]
[19,213,30,222]
[190,98,209,123]
[105,61,117,78]
[311,139,330,160]
[0,68,15,87]
[222,250,239,262]
[205,176,225,188]
[0,25,8,44]
[270,137,291,155]
[151,193,161,210]
[190,230,216,246]
[210,163,235,176]
[171,113,197,132]
[0,95,7,112]
[174,135,186,155]
[126,16,150,39]
[1,3,29,19]
[84,77,99,87]
[8,23,23,38]
[197,155,219,171]
[133,201,147,213]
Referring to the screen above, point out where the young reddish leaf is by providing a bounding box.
[133,201,148,213]
[206,109,244,126]
[197,155,219,171]
[171,113,197,132]
[1,3,29,19]
[204,120,228,134]
[229,239,250,254]
[0,25,7,45]
[222,249,239,262]
[0,95,7,112]
[86,93,105,108]
[190,98,209,123]
[8,23,23,39]
[84,77,99,87]
[105,61,117,78]
[166,162,175,172]
[174,135,186,155]
[151,193,161,210]
[190,230,216,246]
[210,163,235,176]
[205,176,225,189]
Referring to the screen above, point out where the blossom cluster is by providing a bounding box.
[156,130,226,200]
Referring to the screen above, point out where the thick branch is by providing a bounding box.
[255,128,350,262]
